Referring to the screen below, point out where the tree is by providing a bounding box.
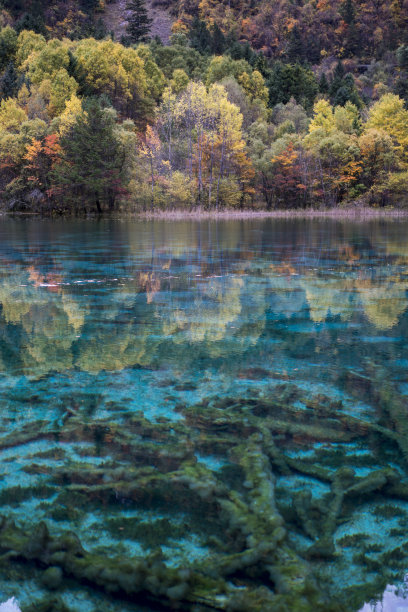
[270,141,306,208]
[189,17,212,54]
[0,27,18,72]
[340,0,359,56]
[139,124,162,208]
[135,45,166,101]
[319,73,329,95]
[57,94,85,135]
[340,0,356,25]
[52,100,127,213]
[0,97,27,132]
[125,0,152,44]
[287,26,304,63]
[332,73,362,108]
[267,62,318,110]
[329,61,345,97]
[307,99,335,136]
[272,98,309,133]
[366,93,408,165]
[73,39,151,124]
[396,44,408,69]
[211,23,226,55]
[304,100,363,205]
[0,62,19,100]
[329,63,362,107]
[15,30,46,68]
[358,128,395,191]
[23,133,62,196]
[206,56,252,87]
[169,69,189,94]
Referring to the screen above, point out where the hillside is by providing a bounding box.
[102,0,173,43]
[0,0,407,212]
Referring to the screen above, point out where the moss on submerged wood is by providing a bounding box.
[1,377,408,610]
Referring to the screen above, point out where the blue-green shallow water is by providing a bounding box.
[0,218,408,611]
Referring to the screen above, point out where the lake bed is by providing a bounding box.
[0,218,407,611]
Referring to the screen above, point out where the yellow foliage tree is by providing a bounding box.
[0,98,27,132]
[57,94,85,135]
[73,39,148,119]
[307,99,335,136]
[15,30,46,68]
[366,94,408,165]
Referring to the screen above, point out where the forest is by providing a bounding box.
[0,0,408,212]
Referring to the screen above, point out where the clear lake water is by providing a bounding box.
[0,217,407,611]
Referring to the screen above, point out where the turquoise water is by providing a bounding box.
[0,218,408,611]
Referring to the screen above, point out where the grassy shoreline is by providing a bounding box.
[2,206,408,220]
[136,206,408,220]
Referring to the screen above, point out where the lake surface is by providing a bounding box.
[0,217,408,611]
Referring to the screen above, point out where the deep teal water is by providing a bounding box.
[0,218,408,611]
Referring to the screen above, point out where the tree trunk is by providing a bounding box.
[215,136,225,209]
[208,139,214,209]
[95,194,102,214]
[150,156,154,209]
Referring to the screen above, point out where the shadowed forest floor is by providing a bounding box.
[102,0,173,43]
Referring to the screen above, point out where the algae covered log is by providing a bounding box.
[1,379,408,611]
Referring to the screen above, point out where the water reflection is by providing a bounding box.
[0,218,407,378]
[0,218,407,611]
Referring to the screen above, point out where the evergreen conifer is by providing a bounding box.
[53,100,125,213]
[319,72,329,94]
[211,23,226,55]
[287,26,304,62]
[125,0,152,44]
[0,61,18,99]
[189,17,211,53]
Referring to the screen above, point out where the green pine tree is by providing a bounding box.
[52,100,125,214]
[125,0,153,44]
[329,61,345,97]
[397,44,408,68]
[287,26,304,62]
[332,73,362,107]
[189,17,212,54]
[211,23,226,55]
[267,62,318,109]
[319,72,329,94]
[0,61,18,100]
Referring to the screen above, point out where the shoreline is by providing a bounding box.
[2,206,408,221]
[136,206,408,220]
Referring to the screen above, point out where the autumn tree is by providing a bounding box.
[340,0,359,56]
[73,39,152,124]
[162,82,254,208]
[270,141,306,208]
[0,27,17,71]
[22,133,61,201]
[366,93,408,165]
[304,99,362,205]
[139,124,162,208]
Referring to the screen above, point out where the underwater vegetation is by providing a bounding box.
[1,369,408,610]
[0,218,408,610]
